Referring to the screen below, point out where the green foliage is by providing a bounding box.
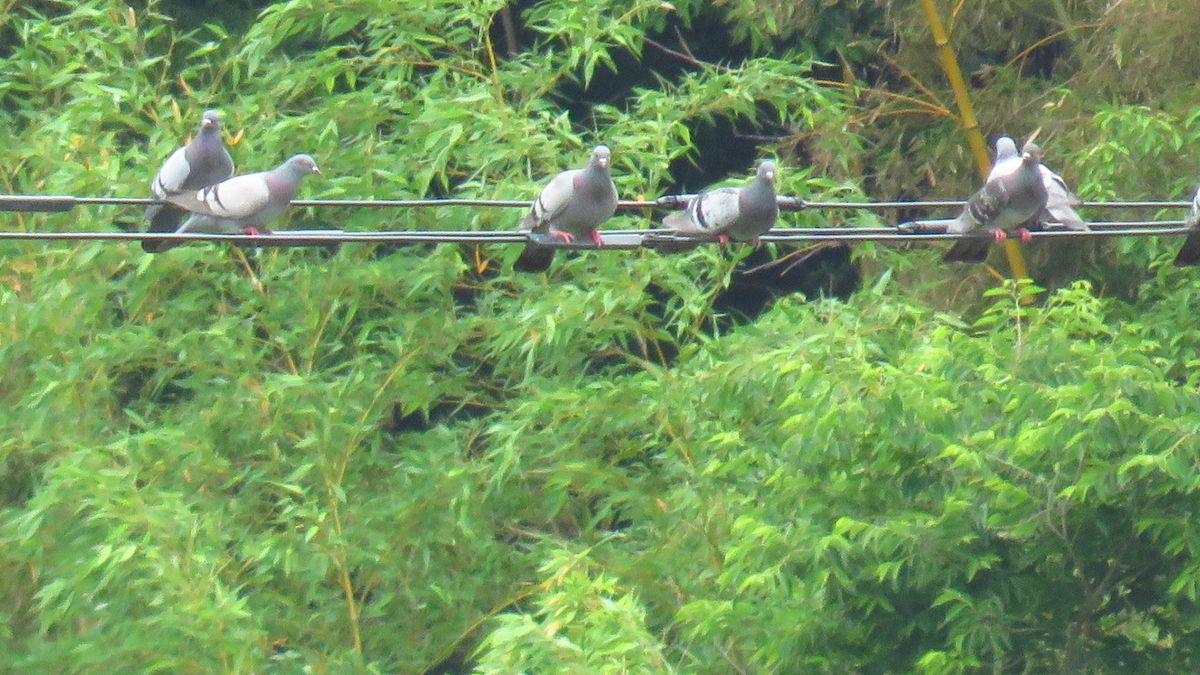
[3,1,1200,673]
[474,549,673,674]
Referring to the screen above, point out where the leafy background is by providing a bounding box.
[3,0,1200,671]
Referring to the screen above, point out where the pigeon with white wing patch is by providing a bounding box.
[664,161,779,245]
[166,154,321,240]
[143,110,234,253]
[513,146,619,273]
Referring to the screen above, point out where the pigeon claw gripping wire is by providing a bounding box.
[1017,228,1034,243]
[992,230,1008,242]
[525,230,611,250]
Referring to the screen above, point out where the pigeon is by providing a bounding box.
[943,138,1048,263]
[165,154,321,240]
[1173,186,1200,266]
[513,145,619,272]
[143,110,235,253]
[988,136,1020,178]
[664,161,779,244]
[1024,142,1087,232]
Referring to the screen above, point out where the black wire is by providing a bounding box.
[0,224,1190,247]
[0,193,1192,213]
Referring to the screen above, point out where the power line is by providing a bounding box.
[803,200,1191,210]
[0,193,1192,214]
[0,223,1190,248]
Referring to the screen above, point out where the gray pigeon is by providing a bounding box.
[1024,142,1087,232]
[143,110,235,253]
[513,146,619,272]
[664,161,779,244]
[944,138,1048,263]
[1173,186,1200,266]
[988,136,1019,177]
[165,155,321,240]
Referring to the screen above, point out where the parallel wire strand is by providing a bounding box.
[0,194,1193,212]
[0,224,1190,247]
[0,193,1193,246]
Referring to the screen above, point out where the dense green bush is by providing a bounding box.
[3,1,1200,672]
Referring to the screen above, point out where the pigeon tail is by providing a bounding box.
[1173,232,1200,267]
[142,206,188,253]
[514,244,555,272]
[943,237,992,264]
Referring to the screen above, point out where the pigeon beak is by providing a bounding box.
[312,166,322,175]
[202,119,214,129]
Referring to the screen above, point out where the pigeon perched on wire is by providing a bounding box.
[1173,186,1200,266]
[143,110,234,253]
[1023,141,1087,232]
[164,155,321,241]
[513,145,619,273]
[663,160,779,244]
[943,137,1048,264]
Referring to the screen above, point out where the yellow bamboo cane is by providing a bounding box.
[920,0,1030,279]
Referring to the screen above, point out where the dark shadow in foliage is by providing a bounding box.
[423,647,473,675]
[0,447,41,509]
[112,366,196,415]
[663,116,763,195]
[712,244,859,325]
[553,7,758,121]
[607,246,860,372]
[152,0,288,45]
[384,398,493,435]
[628,283,681,367]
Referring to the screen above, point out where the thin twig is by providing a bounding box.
[643,35,732,73]
[1006,22,1104,69]
[813,79,953,117]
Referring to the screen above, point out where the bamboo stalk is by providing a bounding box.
[920,0,1030,280]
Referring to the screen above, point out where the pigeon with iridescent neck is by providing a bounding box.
[943,138,1048,263]
[513,146,619,272]
[664,161,779,245]
[143,110,234,252]
[165,155,320,240]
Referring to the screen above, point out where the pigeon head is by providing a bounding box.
[995,136,1018,159]
[283,154,322,178]
[1021,142,1043,164]
[589,145,611,171]
[199,110,222,132]
[757,160,777,183]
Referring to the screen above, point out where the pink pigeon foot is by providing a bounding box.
[991,230,1008,242]
[1017,228,1033,243]
[717,233,732,245]
[591,230,604,248]
[241,227,271,237]
[550,230,575,244]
